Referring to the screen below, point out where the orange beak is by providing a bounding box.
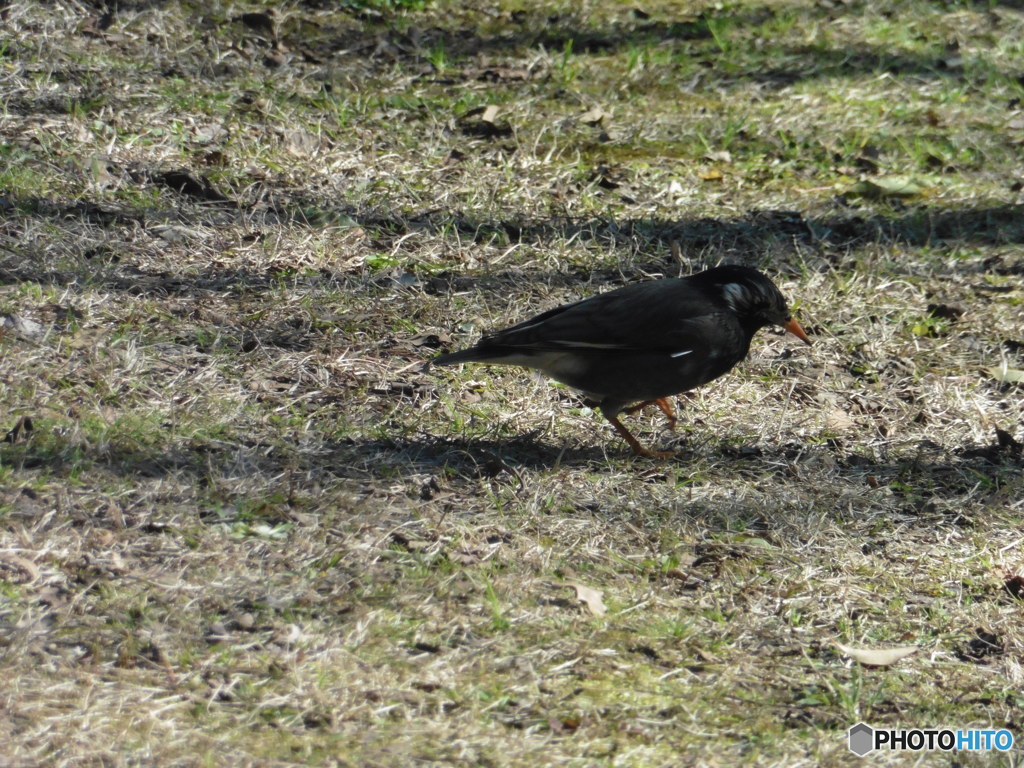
[785,318,811,345]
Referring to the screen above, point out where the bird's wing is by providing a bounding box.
[485,279,736,354]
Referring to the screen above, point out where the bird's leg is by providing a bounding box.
[652,397,677,431]
[622,398,677,431]
[603,412,675,459]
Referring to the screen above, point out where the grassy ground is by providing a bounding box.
[2,1,1023,765]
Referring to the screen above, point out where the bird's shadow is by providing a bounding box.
[350,428,1022,492]
[352,432,614,476]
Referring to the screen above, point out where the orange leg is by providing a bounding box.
[603,412,675,459]
[622,397,677,431]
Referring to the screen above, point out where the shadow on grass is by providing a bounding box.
[313,2,1024,89]
[6,422,1018,500]
[4,194,1023,300]
[302,431,1024,535]
[418,203,1024,259]
[7,436,1021,555]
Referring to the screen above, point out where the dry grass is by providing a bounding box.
[2,1,1023,766]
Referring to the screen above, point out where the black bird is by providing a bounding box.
[433,265,810,457]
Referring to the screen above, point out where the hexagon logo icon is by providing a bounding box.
[848,722,874,756]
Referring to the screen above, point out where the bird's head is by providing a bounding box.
[705,265,811,344]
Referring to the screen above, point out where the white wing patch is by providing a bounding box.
[670,349,693,358]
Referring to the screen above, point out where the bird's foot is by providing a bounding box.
[623,398,678,432]
[604,412,675,459]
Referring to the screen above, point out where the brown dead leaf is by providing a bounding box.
[835,642,917,666]
[0,314,46,341]
[566,583,606,616]
[0,553,41,584]
[481,104,500,124]
[989,365,1024,384]
[192,122,228,144]
[824,408,855,431]
[578,106,608,125]
[151,224,200,243]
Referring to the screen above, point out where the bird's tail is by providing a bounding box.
[431,348,490,366]
[432,340,529,366]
